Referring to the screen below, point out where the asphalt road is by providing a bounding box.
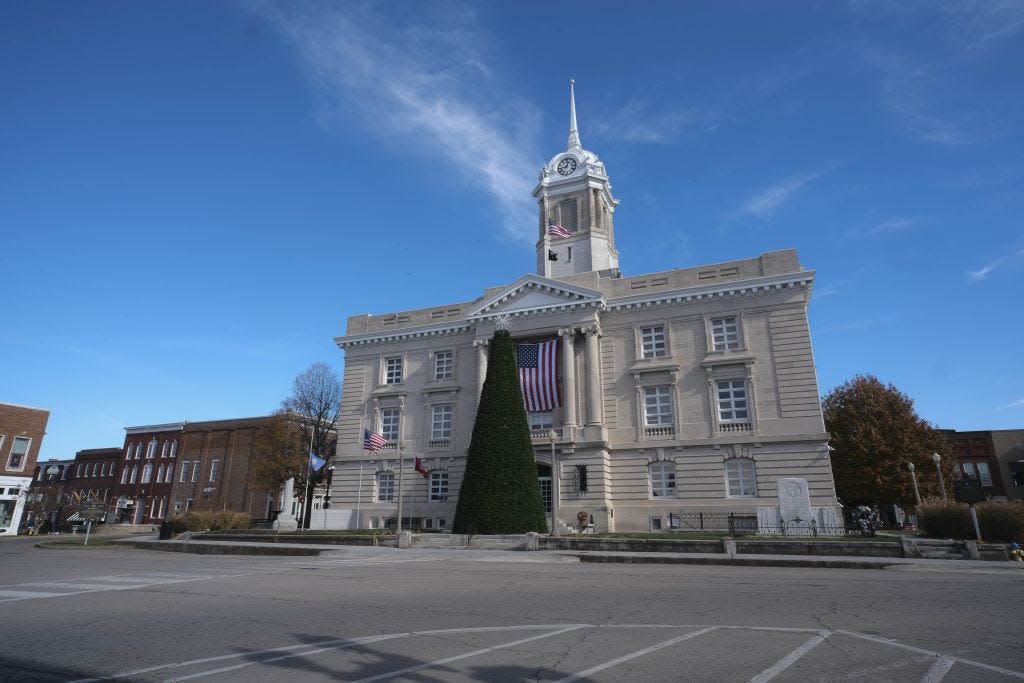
[2,536,1022,682]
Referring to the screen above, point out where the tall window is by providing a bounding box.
[156,464,166,483]
[134,444,142,459]
[376,471,395,502]
[977,462,993,487]
[76,463,84,478]
[649,462,677,498]
[6,436,30,470]
[643,386,673,426]
[180,461,190,482]
[574,465,589,493]
[165,463,174,483]
[710,316,740,350]
[559,198,578,232]
[141,463,153,484]
[381,408,401,443]
[146,440,157,458]
[431,405,453,440]
[385,357,403,384]
[434,350,454,380]
[209,459,220,482]
[161,442,169,458]
[716,380,749,422]
[191,461,200,482]
[430,471,449,501]
[725,459,757,497]
[129,466,138,484]
[170,441,178,458]
[121,467,129,484]
[640,326,667,358]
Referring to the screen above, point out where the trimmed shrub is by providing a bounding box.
[976,500,1024,543]
[176,510,251,532]
[917,498,972,539]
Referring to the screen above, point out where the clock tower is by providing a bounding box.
[533,80,620,278]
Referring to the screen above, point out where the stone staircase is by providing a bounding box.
[903,537,967,560]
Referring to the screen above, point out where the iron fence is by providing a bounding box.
[664,511,857,538]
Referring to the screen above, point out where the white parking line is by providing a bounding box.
[555,627,718,683]
[748,631,830,683]
[921,656,956,683]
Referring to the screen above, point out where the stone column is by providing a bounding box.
[585,326,602,426]
[560,328,577,429]
[476,340,488,402]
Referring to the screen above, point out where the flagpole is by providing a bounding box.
[396,441,405,536]
[304,421,314,530]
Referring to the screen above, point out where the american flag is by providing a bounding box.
[517,339,560,412]
[363,429,388,453]
[548,218,571,239]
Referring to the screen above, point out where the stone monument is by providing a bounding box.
[777,477,813,536]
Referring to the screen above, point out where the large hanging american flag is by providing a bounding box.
[517,339,560,412]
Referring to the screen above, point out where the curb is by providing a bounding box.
[573,553,889,570]
[128,541,321,557]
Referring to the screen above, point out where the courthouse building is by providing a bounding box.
[331,84,839,532]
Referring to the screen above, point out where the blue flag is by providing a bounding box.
[308,452,326,473]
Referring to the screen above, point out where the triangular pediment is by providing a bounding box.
[465,274,605,320]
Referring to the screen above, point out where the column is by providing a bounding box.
[585,326,603,426]
[560,329,577,429]
[476,340,488,401]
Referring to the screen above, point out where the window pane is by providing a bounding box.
[711,316,740,350]
[434,351,454,380]
[640,326,666,358]
[381,409,401,442]
[385,357,403,384]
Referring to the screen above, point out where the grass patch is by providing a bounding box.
[587,532,902,542]
[36,538,131,549]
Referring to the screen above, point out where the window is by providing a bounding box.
[100,462,107,477]
[710,316,740,351]
[376,472,395,502]
[431,405,453,440]
[7,437,30,470]
[381,408,401,443]
[174,501,184,513]
[165,463,174,483]
[528,411,554,431]
[977,462,993,487]
[191,461,200,482]
[649,462,677,498]
[574,464,589,493]
[385,357,403,384]
[109,463,115,478]
[146,440,156,458]
[725,459,757,497]
[434,350,454,380]
[640,326,667,358]
[430,471,449,501]
[157,498,166,518]
[643,386,673,426]
[156,464,166,483]
[559,198,578,232]
[961,462,976,478]
[76,464,83,478]
[180,462,190,482]
[62,465,70,480]
[121,467,129,484]
[209,459,220,482]
[129,466,138,484]
[651,517,663,531]
[716,380,749,421]
[170,441,178,458]
[161,442,169,458]
[141,463,153,484]
[134,444,142,459]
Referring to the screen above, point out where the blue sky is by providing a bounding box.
[2,1,1022,461]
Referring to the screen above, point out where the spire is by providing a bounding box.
[567,79,581,149]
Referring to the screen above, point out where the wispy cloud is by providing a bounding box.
[967,248,1024,282]
[256,1,538,241]
[590,98,704,144]
[741,172,822,221]
[840,216,920,241]
[1003,398,1024,410]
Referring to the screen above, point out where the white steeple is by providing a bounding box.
[533,81,620,279]
[567,79,581,150]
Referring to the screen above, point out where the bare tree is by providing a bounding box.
[281,362,341,528]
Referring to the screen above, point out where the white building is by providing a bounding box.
[331,83,839,533]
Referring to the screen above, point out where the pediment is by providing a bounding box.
[465,275,605,320]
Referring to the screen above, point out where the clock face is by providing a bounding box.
[556,157,577,176]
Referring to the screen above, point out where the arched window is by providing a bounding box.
[649,461,677,498]
[141,463,153,484]
[725,459,757,497]
[559,198,578,232]
[376,471,395,502]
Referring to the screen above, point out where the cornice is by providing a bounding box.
[335,321,474,349]
[606,272,814,312]
[124,422,185,435]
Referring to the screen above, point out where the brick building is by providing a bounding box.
[66,447,122,515]
[1,402,50,535]
[945,428,1024,501]
[24,458,74,531]
[113,423,183,524]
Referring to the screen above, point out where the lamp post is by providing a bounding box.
[548,429,559,536]
[907,462,921,505]
[396,441,406,535]
[932,452,946,500]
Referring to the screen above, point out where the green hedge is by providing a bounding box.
[175,510,252,532]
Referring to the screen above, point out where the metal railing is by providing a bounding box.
[664,511,852,537]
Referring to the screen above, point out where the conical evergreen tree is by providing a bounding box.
[452,330,548,534]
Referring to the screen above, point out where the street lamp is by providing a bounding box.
[907,462,921,505]
[548,429,559,536]
[932,452,947,500]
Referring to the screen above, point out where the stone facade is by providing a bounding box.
[331,84,839,533]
